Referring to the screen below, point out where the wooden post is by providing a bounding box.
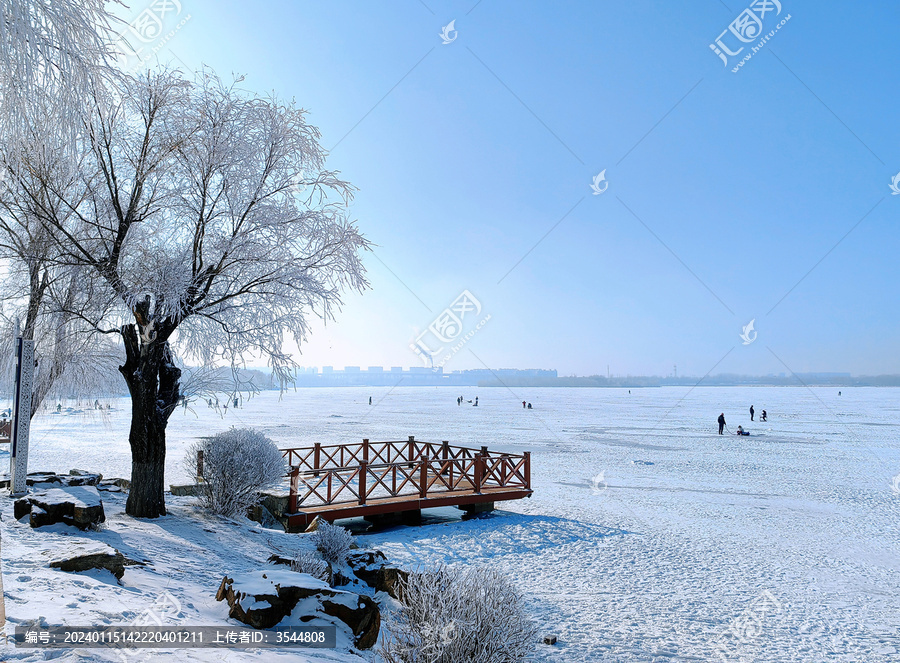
[474,454,484,494]
[419,456,428,498]
[288,467,299,513]
[408,435,415,468]
[362,438,369,463]
[313,443,321,477]
[196,450,204,480]
[441,441,449,476]
[524,451,531,489]
[359,461,367,505]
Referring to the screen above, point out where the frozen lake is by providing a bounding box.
[7,386,900,661]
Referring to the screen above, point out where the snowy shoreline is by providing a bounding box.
[2,386,899,661]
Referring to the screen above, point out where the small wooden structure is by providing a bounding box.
[0,419,9,445]
[278,436,531,529]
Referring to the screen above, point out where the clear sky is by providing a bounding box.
[124,0,900,377]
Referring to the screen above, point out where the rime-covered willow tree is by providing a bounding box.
[0,0,121,413]
[0,0,119,154]
[34,69,369,517]
[0,131,122,416]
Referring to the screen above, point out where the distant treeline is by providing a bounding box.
[477,373,900,388]
[477,376,659,388]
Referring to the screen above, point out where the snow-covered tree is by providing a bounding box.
[314,520,354,566]
[0,0,120,155]
[0,133,121,415]
[185,428,286,517]
[28,68,369,518]
[381,566,538,663]
[0,0,123,417]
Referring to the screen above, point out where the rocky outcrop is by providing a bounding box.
[169,484,201,496]
[15,486,106,529]
[1,471,102,489]
[216,570,380,649]
[248,490,291,530]
[50,544,144,581]
[375,566,409,600]
[98,478,130,492]
[342,549,407,599]
[267,554,295,567]
[247,503,283,531]
[346,549,388,587]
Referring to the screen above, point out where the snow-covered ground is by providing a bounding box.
[3,386,900,661]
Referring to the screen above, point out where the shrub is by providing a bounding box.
[380,566,537,663]
[313,520,353,565]
[185,428,286,517]
[290,551,331,584]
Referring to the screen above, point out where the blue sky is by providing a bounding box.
[129,0,900,376]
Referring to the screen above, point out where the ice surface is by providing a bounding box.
[2,385,899,662]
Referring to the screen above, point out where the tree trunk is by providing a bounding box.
[119,321,181,518]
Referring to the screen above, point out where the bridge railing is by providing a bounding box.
[281,436,491,473]
[278,437,531,513]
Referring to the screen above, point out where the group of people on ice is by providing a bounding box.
[717,404,767,435]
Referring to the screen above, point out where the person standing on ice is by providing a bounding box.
[750,405,755,421]
[718,413,726,434]
[473,396,478,406]
[522,400,526,408]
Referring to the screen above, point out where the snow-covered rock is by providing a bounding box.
[14,485,105,529]
[216,569,380,649]
[375,565,409,599]
[49,542,143,581]
[0,470,102,489]
[98,477,130,491]
[346,549,387,587]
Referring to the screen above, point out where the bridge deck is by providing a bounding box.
[285,485,532,528]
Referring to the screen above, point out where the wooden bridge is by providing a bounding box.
[276,436,532,530]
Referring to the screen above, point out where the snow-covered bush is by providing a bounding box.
[290,551,330,584]
[185,428,286,517]
[380,566,537,663]
[314,520,353,565]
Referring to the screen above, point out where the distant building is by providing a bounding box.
[289,366,557,387]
